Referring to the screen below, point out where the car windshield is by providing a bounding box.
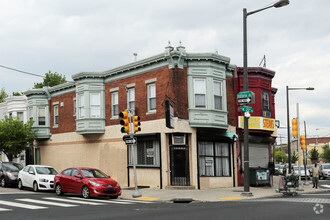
[36,167,58,175]
[81,169,108,178]
[322,165,330,169]
[2,163,23,172]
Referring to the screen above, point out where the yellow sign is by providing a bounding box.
[238,116,275,131]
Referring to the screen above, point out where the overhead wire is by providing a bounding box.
[0,64,44,78]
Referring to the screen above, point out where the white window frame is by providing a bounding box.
[78,94,85,119]
[213,81,223,110]
[147,83,156,112]
[90,93,101,118]
[53,104,59,127]
[38,107,46,126]
[127,87,135,111]
[194,78,206,108]
[111,91,119,118]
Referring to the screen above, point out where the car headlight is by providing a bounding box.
[117,182,120,187]
[6,172,13,178]
[89,181,100,187]
[39,178,49,182]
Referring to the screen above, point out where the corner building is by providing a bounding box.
[24,44,237,189]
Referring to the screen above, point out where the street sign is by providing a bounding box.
[124,138,136,144]
[241,105,254,113]
[237,91,255,105]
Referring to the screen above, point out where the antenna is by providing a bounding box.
[133,53,138,62]
[259,55,266,67]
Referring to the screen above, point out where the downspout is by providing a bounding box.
[43,86,51,100]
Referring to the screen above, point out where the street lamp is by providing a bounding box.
[242,0,290,196]
[286,86,314,174]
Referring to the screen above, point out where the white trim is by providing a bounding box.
[145,78,157,84]
[110,87,119,92]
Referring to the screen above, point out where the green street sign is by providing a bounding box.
[237,91,253,99]
[237,91,255,105]
[241,105,254,113]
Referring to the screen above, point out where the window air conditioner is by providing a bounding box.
[172,134,185,145]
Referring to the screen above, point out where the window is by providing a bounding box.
[262,91,270,110]
[194,79,206,108]
[53,104,59,126]
[214,81,222,110]
[17,112,24,123]
[90,93,101,118]
[147,83,156,112]
[29,107,33,121]
[62,169,72,176]
[38,107,46,126]
[111,92,118,117]
[199,141,230,177]
[129,138,160,166]
[78,94,85,119]
[127,87,135,111]
[73,99,76,116]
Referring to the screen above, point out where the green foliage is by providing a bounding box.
[0,88,8,103]
[291,151,299,164]
[275,150,287,163]
[309,147,319,161]
[0,117,36,161]
[33,71,67,89]
[12,92,23,96]
[320,144,330,163]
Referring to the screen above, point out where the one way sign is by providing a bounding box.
[237,91,255,105]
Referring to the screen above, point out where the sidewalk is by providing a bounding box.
[121,176,330,203]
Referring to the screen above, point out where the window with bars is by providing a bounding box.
[128,138,160,167]
[199,141,230,177]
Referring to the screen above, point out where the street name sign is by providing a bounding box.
[237,91,255,105]
[124,137,137,144]
[239,105,254,113]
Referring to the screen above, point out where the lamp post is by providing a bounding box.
[242,0,290,196]
[286,86,314,175]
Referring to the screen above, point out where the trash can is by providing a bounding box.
[250,167,270,186]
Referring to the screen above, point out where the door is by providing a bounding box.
[170,145,190,186]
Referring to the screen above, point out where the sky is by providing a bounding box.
[0,0,329,143]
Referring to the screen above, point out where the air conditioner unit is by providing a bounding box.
[263,111,272,118]
[172,134,185,145]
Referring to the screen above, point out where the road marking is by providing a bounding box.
[219,197,242,201]
[119,199,154,204]
[0,208,12,212]
[43,197,105,205]
[321,184,330,188]
[70,197,133,204]
[256,198,330,204]
[17,199,78,207]
[136,197,159,201]
[0,200,47,210]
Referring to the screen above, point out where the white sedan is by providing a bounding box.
[18,165,58,191]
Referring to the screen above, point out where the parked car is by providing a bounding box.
[54,167,121,199]
[293,166,310,179]
[18,165,58,191]
[319,164,330,180]
[274,164,280,175]
[0,162,23,187]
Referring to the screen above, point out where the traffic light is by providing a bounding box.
[300,135,306,150]
[292,118,298,138]
[133,115,141,133]
[119,111,130,134]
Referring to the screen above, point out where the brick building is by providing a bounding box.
[24,43,240,189]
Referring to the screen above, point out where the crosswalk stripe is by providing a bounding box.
[0,208,12,212]
[119,199,154,204]
[69,197,133,204]
[17,199,78,207]
[0,200,47,210]
[321,184,330,188]
[43,197,105,205]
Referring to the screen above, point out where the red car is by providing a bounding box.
[54,167,121,199]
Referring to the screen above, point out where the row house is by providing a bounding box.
[0,96,34,165]
[24,43,238,189]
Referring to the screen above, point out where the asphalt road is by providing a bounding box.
[1,181,330,220]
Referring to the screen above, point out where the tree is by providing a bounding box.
[33,71,67,89]
[320,144,330,163]
[0,88,8,103]
[291,151,299,164]
[275,150,287,163]
[0,117,36,161]
[12,92,23,96]
[309,147,319,163]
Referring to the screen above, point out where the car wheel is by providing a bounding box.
[18,179,24,190]
[55,184,63,196]
[0,177,6,187]
[82,186,90,199]
[33,182,39,192]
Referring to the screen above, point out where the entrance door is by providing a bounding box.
[170,146,190,186]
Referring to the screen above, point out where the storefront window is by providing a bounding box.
[129,138,160,167]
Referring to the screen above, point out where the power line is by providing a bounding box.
[0,64,44,78]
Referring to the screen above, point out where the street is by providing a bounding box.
[1,179,330,220]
